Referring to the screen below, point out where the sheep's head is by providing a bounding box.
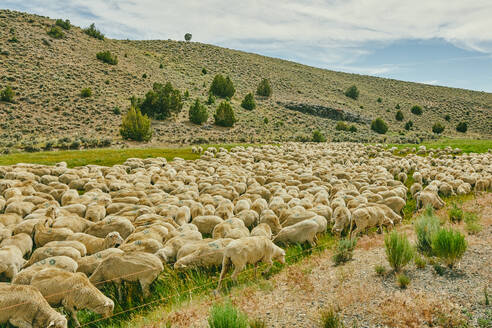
[154,248,169,264]
[47,315,67,328]
[94,298,114,318]
[106,232,124,247]
[274,246,286,265]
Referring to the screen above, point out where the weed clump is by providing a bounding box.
[464,212,482,234]
[256,78,272,97]
[456,121,468,133]
[414,255,426,269]
[345,85,359,100]
[120,106,152,142]
[189,98,209,125]
[312,130,326,143]
[431,228,467,268]
[432,122,445,134]
[448,203,463,223]
[80,88,92,98]
[332,238,357,266]
[414,208,441,256]
[208,302,249,328]
[320,307,344,328]
[55,19,71,30]
[374,264,386,276]
[47,26,63,39]
[384,231,413,272]
[404,120,413,130]
[395,110,404,121]
[396,273,410,289]
[96,51,118,65]
[214,101,236,127]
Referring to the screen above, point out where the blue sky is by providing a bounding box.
[4,0,492,92]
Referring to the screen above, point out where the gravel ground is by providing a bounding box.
[136,193,492,328]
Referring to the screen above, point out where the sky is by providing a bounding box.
[4,0,492,92]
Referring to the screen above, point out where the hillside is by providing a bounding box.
[0,9,491,152]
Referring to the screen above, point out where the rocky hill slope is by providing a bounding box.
[0,9,491,152]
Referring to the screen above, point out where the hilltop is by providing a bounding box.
[0,9,491,152]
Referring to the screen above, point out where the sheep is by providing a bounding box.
[174,238,233,270]
[125,225,169,244]
[331,206,352,235]
[160,232,203,262]
[12,256,78,285]
[84,216,135,239]
[175,206,191,226]
[5,201,36,218]
[217,236,285,289]
[259,210,282,234]
[410,183,422,197]
[251,223,272,239]
[76,248,124,276]
[33,223,73,248]
[191,215,224,235]
[85,202,106,222]
[273,220,319,246]
[119,239,163,253]
[350,205,394,239]
[235,209,259,228]
[212,218,249,239]
[439,182,455,197]
[0,213,23,227]
[23,246,82,268]
[0,233,33,258]
[0,283,68,328]
[416,190,445,209]
[67,231,123,255]
[31,268,114,326]
[90,252,164,297]
[378,196,406,215]
[0,226,12,243]
[0,245,25,280]
[43,240,87,257]
[251,198,268,215]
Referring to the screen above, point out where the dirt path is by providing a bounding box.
[134,194,492,328]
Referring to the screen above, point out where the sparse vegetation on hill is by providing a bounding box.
[456,121,468,133]
[256,78,272,97]
[84,23,104,40]
[47,25,63,39]
[312,129,326,142]
[96,51,118,65]
[411,105,423,115]
[432,122,445,134]
[345,85,359,100]
[55,19,71,30]
[0,85,14,102]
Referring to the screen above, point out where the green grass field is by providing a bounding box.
[0,144,256,168]
[388,138,492,153]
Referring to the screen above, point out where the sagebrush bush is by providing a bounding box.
[120,106,152,142]
[411,105,423,115]
[371,118,388,134]
[214,101,236,127]
[448,203,463,223]
[456,121,468,133]
[396,273,410,289]
[384,231,413,272]
[432,122,445,134]
[464,212,482,235]
[96,51,118,65]
[55,19,71,30]
[335,121,349,131]
[241,93,256,110]
[0,86,14,102]
[432,228,467,268]
[80,88,92,98]
[207,93,216,105]
[134,82,183,119]
[320,307,344,328]
[256,78,272,97]
[404,120,413,131]
[189,99,209,125]
[332,238,357,266]
[414,208,441,256]
[377,97,382,103]
[312,130,326,143]
[444,114,451,121]
[210,74,235,98]
[84,23,104,40]
[208,302,249,328]
[47,26,63,39]
[345,85,359,100]
[348,125,357,132]
[395,110,404,121]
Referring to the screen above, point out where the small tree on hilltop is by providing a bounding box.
[210,74,235,98]
[371,118,388,134]
[345,85,359,100]
[395,110,404,121]
[184,33,192,42]
[241,93,256,110]
[214,101,236,127]
[432,122,445,134]
[256,78,272,97]
[189,99,209,125]
[120,106,153,141]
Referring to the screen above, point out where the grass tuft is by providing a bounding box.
[414,208,441,256]
[320,307,344,328]
[332,238,357,266]
[396,273,410,289]
[208,301,249,328]
[384,231,413,273]
[432,228,467,268]
[374,264,386,276]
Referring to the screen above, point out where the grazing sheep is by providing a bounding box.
[331,206,352,235]
[273,220,319,246]
[416,190,445,210]
[31,268,114,326]
[84,216,135,239]
[212,218,249,239]
[0,245,25,280]
[76,248,124,276]
[67,231,123,255]
[259,210,282,234]
[0,283,68,328]
[90,252,164,297]
[378,196,406,215]
[119,239,163,253]
[160,232,203,262]
[350,205,394,239]
[23,246,82,268]
[191,215,224,235]
[43,240,87,257]
[174,238,233,270]
[410,183,422,197]
[12,256,78,285]
[251,223,272,239]
[33,223,73,248]
[0,233,33,258]
[217,236,285,289]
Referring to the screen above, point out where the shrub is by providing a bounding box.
[320,307,344,328]
[456,121,468,133]
[47,26,63,39]
[55,19,71,30]
[332,238,357,266]
[374,264,386,276]
[384,231,413,272]
[396,273,410,289]
[256,78,272,97]
[159,63,163,69]
[80,88,92,98]
[414,208,441,255]
[241,93,256,110]
[432,122,445,134]
[371,118,388,134]
[395,110,404,121]
[120,106,152,142]
[395,103,400,109]
[335,121,348,131]
[345,85,359,100]
[214,101,236,127]
[377,97,382,103]
[208,302,249,328]
[431,228,467,268]
[433,264,446,276]
[263,117,269,124]
[184,90,190,99]
[249,319,266,328]
[184,33,192,42]
[142,73,147,79]
[207,93,216,105]
[414,255,426,269]
[0,86,14,102]
[113,107,121,115]
[84,23,104,40]
[96,51,118,65]
[312,130,326,143]
[348,125,357,133]
[189,99,209,125]
[202,67,207,75]
[134,82,183,120]
[464,212,482,235]
[210,74,235,98]
[411,105,423,115]
[404,120,413,131]
[444,114,451,121]
[448,203,463,223]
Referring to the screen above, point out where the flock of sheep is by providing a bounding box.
[0,143,491,328]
